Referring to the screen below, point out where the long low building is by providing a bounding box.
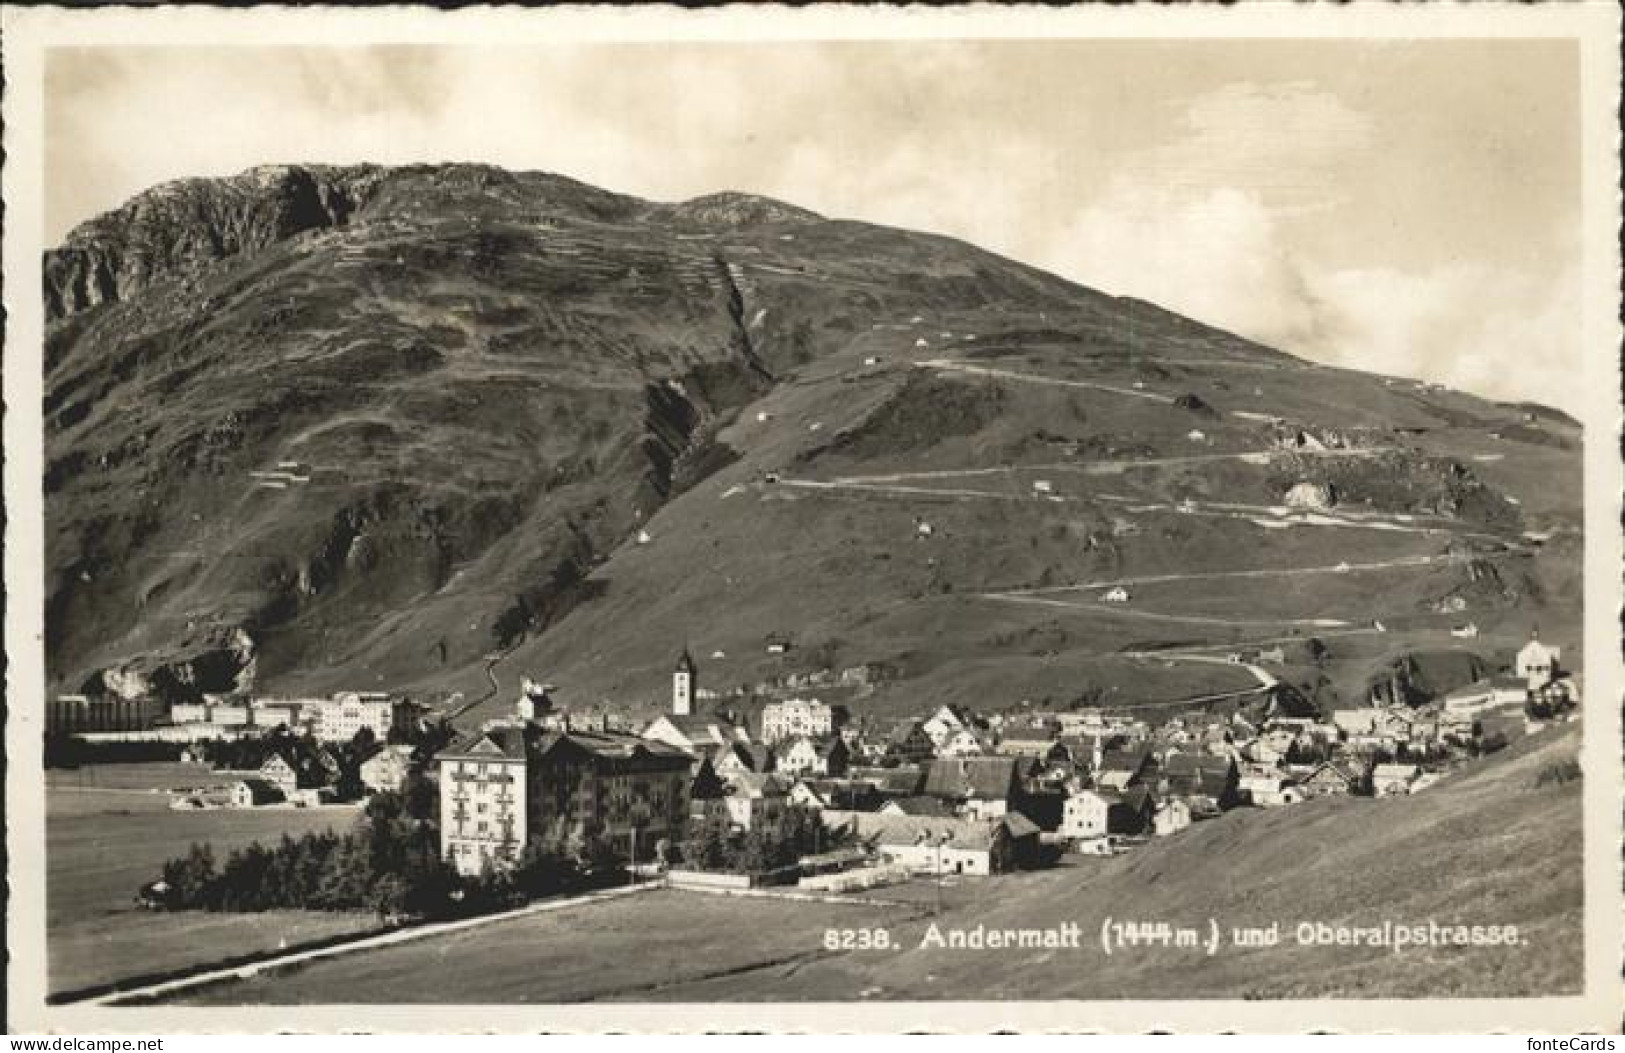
[818,809,1040,877]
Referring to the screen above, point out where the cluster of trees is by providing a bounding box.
[153,790,459,919]
[679,805,849,876]
[150,786,626,921]
[44,735,182,768]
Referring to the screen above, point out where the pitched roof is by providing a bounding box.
[922,756,1023,801]
[711,741,772,771]
[1305,761,1357,785]
[887,720,931,745]
[823,810,1009,851]
[438,722,535,761]
[1120,784,1157,813]
[1000,812,1041,839]
[650,713,734,741]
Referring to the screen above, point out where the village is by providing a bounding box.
[45,621,1579,908]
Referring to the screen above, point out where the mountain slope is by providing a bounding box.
[42,164,1583,720]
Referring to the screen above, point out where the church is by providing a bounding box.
[641,650,750,752]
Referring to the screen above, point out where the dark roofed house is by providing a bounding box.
[710,740,774,775]
[1094,748,1154,792]
[1113,784,1157,835]
[922,756,1035,821]
[850,764,928,799]
[1158,753,1240,813]
[923,756,1024,800]
[820,810,1039,876]
[885,720,936,764]
[1301,760,1361,798]
[231,778,283,808]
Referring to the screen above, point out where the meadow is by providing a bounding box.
[46,763,371,998]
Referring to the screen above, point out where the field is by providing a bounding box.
[47,763,372,998]
[175,889,918,1004]
[162,723,1580,1003]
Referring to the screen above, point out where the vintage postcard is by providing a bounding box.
[4,2,1621,1034]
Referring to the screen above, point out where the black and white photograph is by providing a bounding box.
[4,3,1620,1034]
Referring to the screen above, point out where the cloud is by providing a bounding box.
[1313,263,1580,412]
[1022,81,1581,412]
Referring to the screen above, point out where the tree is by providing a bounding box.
[400,769,440,825]
[161,843,219,909]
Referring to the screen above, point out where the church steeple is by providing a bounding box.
[672,648,697,716]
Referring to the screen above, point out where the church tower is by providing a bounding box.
[672,649,697,716]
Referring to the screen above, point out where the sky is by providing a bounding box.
[45,40,1582,410]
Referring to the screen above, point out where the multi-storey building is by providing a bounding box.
[307,693,419,743]
[760,698,838,744]
[437,718,694,876]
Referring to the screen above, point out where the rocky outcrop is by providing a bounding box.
[83,626,257,704]
[44,164,386,321]
[1284,481,1337,510]
[664,191,821,227]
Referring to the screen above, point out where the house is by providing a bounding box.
[1158,753,1240,812]
[230,778,283,808]
[937,727,988,758]
[1515,631,1561,690]
[995,715,1058,756]
[921,704,981,749]
[1371,763,1422,797]
[1094,748,1154,792]
[850,764,928,801]
[921,756,1029,819]
[1153,797,1193,836]
[1300,761,1360,798]
[1059,788,1115,839]
[1102,586,1131,603]
[821,810,1039,876]
[788,779,833,811]
[258,752,303,796]
[885,721,937,764]
[359,745,416,794]
[1450,623,1480,639]
[436,716,693,877]
[710,741,774,776]
[777,735,849,777]
[1114,785,1157,834]
[1238,767,1302,807]
[760,698,839,744]
[721,771,791,830]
